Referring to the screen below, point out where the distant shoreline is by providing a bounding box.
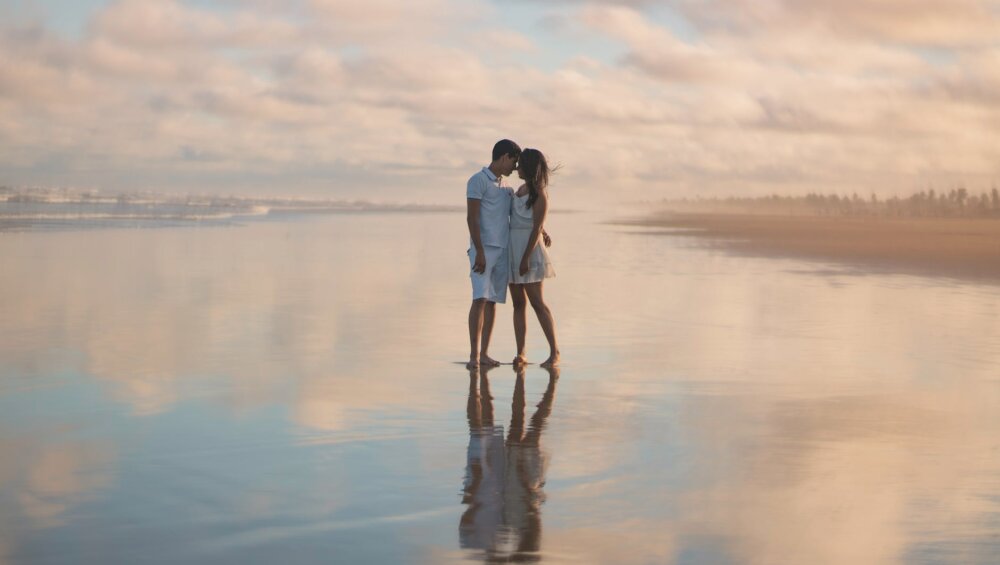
[623,211,1000,282]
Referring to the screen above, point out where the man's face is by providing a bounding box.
[500,155,517,176]
[503,154,519,177]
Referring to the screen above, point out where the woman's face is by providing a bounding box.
[516,161,526,180]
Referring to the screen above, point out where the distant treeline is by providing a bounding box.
[664,188,1000,218]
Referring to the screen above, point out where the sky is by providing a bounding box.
[2,0,999,206]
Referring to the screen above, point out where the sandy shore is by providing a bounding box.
[626,211,1000,281]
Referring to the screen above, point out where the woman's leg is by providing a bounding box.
[510,283,528,365]
[524,282,560,367]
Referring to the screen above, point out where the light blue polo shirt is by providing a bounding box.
[466,167,512,248]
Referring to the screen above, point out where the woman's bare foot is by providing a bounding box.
[512,355,527,367]
[540,353,560,368]
[480,355,501,367]
[467,356,479,370]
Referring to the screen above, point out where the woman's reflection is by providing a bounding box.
[460,365,559,562]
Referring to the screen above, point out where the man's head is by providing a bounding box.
[490,139,521,177]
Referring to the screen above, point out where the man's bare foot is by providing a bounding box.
[480,355,501,367]
[512,355,527,367]
[540,354,560,368]
[467,357,479,370]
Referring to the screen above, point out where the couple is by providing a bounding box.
[466,139,559,370]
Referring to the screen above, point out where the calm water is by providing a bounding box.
[1,211,999,564]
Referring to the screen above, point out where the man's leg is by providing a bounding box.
[479,244,508,367]
[480,301,500,367]
[468,298,486,369]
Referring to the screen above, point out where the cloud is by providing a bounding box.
[573,4,1000,193]
[479,29,537,53]
[675,0,1000,47]
[579,5,743,83]
[0,0,998,202]
[307,0,479,43]
[90,0,302,49]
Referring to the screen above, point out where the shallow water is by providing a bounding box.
[1,211,999,564]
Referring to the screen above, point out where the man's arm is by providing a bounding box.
[467,198,486,273]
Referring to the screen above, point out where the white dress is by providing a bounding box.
[508,193,555,284]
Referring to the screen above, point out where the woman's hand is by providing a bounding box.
[519,256,530,276]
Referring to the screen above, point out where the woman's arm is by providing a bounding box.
[519,192,548,275]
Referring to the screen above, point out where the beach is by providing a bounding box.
[2,210,1000,564]
[625,211,1000,281]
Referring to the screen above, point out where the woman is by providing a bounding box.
[508,148,559,368]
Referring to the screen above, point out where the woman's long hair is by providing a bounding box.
[519,148,550,209]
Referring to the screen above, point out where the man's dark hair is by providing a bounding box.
[492,139,522,162]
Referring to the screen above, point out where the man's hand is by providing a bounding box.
[472,249,486,274]
[542,231,552,248]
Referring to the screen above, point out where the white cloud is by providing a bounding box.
[0,0,998,203]
[675,0,1000,46]
[90,0,302,48]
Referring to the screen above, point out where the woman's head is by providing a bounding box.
[516,148,550,209]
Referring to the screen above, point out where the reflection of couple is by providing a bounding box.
[460,365,559,561]
[466,139,560,370]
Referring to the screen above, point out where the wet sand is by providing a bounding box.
[626,211,1000,281]
[3,212,1000,563]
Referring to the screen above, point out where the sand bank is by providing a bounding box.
[626,212,1000,281]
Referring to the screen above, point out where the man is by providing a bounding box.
[466,139,520,369]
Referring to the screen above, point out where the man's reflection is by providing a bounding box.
[460,365,559,562]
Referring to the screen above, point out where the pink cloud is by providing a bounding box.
[0,0,998,202]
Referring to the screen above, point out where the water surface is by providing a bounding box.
[1,211,998,564]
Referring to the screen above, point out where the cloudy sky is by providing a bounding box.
[2,0,999,205]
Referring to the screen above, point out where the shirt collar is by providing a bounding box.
[481,166,498,182]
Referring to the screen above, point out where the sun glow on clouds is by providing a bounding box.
[1,0,998,205]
